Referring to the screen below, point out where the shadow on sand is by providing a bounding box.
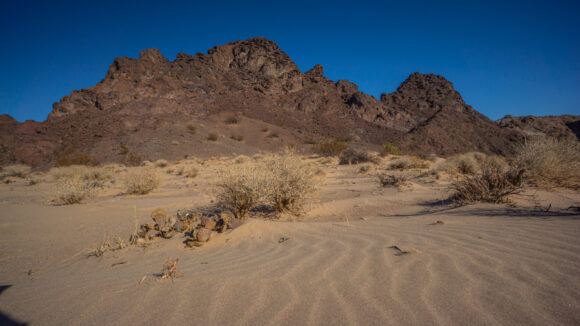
[385,198,580,220]
[0,285,28,326]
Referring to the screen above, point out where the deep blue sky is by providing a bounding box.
[1,0,579,122]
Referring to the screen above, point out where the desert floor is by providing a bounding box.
[1,155,579,325]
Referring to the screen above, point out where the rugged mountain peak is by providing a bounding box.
[138,48,167,63]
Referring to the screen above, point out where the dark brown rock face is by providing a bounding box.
[0,37,553,167]
[497,115,580,140]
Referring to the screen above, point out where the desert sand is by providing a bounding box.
[1,155,579,325]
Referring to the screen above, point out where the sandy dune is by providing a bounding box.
[1,157,579,325]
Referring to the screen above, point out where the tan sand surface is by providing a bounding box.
[1,157,579,325]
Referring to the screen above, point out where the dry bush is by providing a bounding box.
[154,159,169,168]
[339,149,379,165]
[377,173,409,189]
[216,163,269,219]
[52,175,99,205]
[187,124,196,134]
[441,152,487,175]
[357,164,373,174]
[514,136,580,189]
[234,155,251,164]
[56,146,98,166]
[207,133,218,141]
[230,134,244,142]
[316,137,347,157]
[225,115,240,124]
[264,149,318,214]
[450,158,524,204]
[0,164,31,179]
[124,168,160,194]
[216,150,319,218]
[88,235,126,257]
[389,156,429,170]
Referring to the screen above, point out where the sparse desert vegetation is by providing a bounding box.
[316,137,347,157]
[123,167,161,194]
[339,148,379,165]
[514,136,580,189]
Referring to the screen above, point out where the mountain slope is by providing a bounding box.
[1,37,530,166]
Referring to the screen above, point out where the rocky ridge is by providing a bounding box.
[1,37,576,167]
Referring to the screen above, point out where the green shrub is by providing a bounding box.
[382,142,401,155]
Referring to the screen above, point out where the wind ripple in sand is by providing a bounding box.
[1,214,580,325]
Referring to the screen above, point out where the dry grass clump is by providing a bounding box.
[0,164,31,179]
[440,152,487,175]
[264,150,318,214]
[52,175,99,205]
[339,149,379,165]
[450,157,524,204]
[216,163,269,219]
[389,156,430,170]
[88,234,126,257]
[124,168,161,194]
[207,133,219,141]
[357,164,373,174]
[225,115,240,124]
[50,165,113,186]
[377,173,409,189]
[154,159,169,168]
[514,136,580,189]
[316,137,347,157]
[234,155,251,164]
[216,150,319,218]
[230,135,244,142]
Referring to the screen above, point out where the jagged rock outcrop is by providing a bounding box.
[0,37,543,167]
[497,115,580,140]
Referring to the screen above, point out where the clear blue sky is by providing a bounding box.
[1,0,579,122]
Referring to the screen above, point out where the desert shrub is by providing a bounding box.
[339,148,378,165]
[216,150,318,218]
[187,124,196,134]
[264,149,318,214]
[49,165,113,185]
[230,135,244,142]
[303,137,317,145]
[439,152,488,175]
[357,164,373,174]
[125,152,142,167]
[216,163,270,220]
[171,140,180,146]
[514,136,580,189]
[224,116,240,124]
[154,159,169,168]
[267,132,279,138]
[207,133,218,141]
[382,142,401,155]
[56,146,98,166]
[261,127,269,132]
[316,137,347,157]
[377,173,409,189]
[450,160,524,204]
[52,175,98,205]
[0,164,31,179]
[117,145,129,155]
[389,156,429,170]
[124,168,160,195]
[183,165,199,178]
[234,155,251,164]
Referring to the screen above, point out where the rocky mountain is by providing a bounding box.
[497,115,580,140]
[2,36,573,167]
